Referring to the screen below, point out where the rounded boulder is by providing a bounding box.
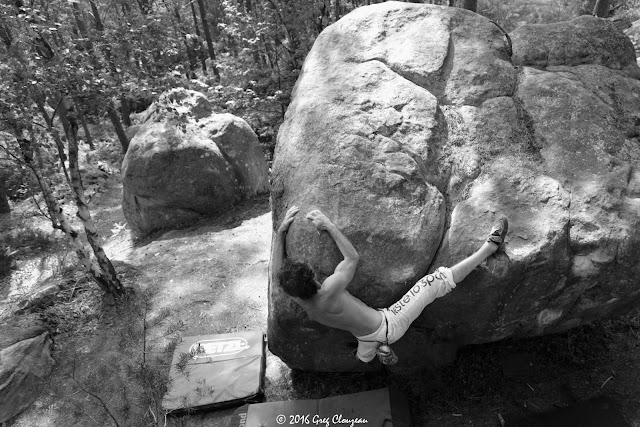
[122,89,270,237]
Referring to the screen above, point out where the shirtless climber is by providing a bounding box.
[271,206,508,363]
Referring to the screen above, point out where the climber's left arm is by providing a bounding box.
[270,206,299,277]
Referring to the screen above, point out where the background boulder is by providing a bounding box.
[269,3,640,371]
[0,244,14,275]
[0,314,54,422]
[624,19,640,58]
[122,89,270,237]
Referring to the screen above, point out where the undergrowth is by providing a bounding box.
[36,277,187,427]
[0,227,59,253]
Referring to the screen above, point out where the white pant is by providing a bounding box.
[355,267,456,362]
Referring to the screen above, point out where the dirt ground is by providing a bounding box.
[2,158,640,427]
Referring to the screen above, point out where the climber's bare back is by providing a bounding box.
[295,287,381,337]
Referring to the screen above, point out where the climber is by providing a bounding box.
[272,206,508,363]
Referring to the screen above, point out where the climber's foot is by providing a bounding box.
[487,215,508,253]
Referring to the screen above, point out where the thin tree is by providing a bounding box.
[189,0,208,73]
[138,0,152,14]
[77,105,95,150]
[86,0,130,149]
[88,0,104,31]
[40,98,72,183]
[107,102,130,153]
[120,96,132,127]
[197,0,220,79]
[6,117,124,296]
[265,0,301,70]
[173,5,198,77]
[57,97,125,296]
[0,181,9,213]
[593,0,610,17]
[71,2,88,36]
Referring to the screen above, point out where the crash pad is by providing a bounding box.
[162,331,265,412]
[228,388,411,427]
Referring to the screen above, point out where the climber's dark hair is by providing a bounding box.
[279,259,318,300]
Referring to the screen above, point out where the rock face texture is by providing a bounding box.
[122,89,270,237]
[268,3,640,371]
[0,314,54,422]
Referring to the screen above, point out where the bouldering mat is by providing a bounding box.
[162,331,265,412]
[505,396,630,427]
[228,388,412,427]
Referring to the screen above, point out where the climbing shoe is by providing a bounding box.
[487,215,509,250]
[377,344,398,365]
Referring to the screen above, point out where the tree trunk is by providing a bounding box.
[265,0,299,69]
[88,0,104,31]
[334,0,340,21]
[59,99,125,297]
[30,159,113,293]
[184,38,198,77]
[25,146,71,233]
[14,130,59,229]
[5,97,114,290]
[197,0,220,79]
[78,108,95,150]
[35,98,52,128]
[316,0,330,34]
[0,24,12,48]
[449,0,476,12]
[227,35,238,58]
[16,131,105,276]
[86,0,107,56]
[189,0,208,73]
[173,5,198,77]
[107,101,129,153]
[50,127,71,184]
[72,2,88,36]
[41,98,71,183]
[137,0,151,14]
[120,96,132,127]
[593,0,610,17]
[195,36,207,73]
[0,182,10,214]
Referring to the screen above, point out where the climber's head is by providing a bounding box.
[279,259,319,300]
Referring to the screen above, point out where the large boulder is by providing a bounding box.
[0,314,54,422]
[122,89,270,237]
[0,244,13,275]
[269,3,640,371]
[511,15,640,78]
[624,19,640,57]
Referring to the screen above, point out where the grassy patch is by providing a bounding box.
[35,280,186,427]
[1,227,59,253]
